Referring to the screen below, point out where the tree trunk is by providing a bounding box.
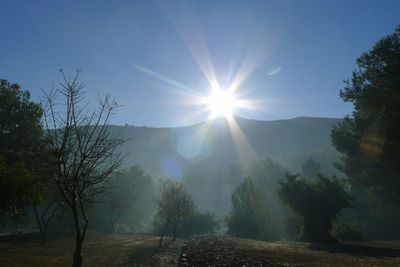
[71,200,89,267]
[159,220,169,247]
[73,244,82,267]
[72,205,83,267]
[33,207,46,244]
[41,223,48,244]
[172,223,177,241]
[109,207,115,234]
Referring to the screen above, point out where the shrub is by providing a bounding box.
[153,211,218,238]
[331,221,363,241]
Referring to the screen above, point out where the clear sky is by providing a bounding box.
[1,0,399,127]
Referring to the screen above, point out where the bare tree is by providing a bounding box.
[156,181,194,247]
[42,70,123,267]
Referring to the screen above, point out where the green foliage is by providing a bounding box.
[0,79,43,166]
[331,221,363,241]
[226,177,270,240]
[331,25,400,213]
[0,157,38,221]
[278,173,351,242]
[0,79,46,223]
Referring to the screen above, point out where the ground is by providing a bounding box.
[1,233,400,266]
[0,232,182,266]
[180,235,400,266]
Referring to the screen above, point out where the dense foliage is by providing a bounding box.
[226,177,270,240]
[332,26,400,213]
[0,158,37,222]
[92,165,155,233]
[0,79,46,224]
[0,79,43,166]
[278,174,351,242]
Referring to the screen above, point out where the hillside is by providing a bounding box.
[110,116,342,178]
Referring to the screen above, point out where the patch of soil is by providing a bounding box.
[179,235,304,266]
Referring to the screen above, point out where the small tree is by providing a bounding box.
[42,71,123,267]
[278,173,351,242]
[156,181,194,247]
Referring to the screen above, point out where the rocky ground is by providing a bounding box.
[178,235,400,267]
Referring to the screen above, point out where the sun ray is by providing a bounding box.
[161,2,220,90]
[134,65,199,96]
[136,2,282,167]
[226,116,259,168]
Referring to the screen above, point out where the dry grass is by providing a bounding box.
[0,232,182,267]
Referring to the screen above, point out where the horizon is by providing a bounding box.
[112,114,342,128]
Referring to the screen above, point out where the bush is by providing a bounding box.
[178,212,219,238]
[331,221,363,241]
[153,211,218,238]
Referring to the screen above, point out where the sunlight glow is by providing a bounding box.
[202,88,239,119]
[134,3,279,169]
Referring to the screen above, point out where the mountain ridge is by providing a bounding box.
[110,116,342,178]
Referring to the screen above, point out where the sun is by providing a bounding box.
[203,88,239,119]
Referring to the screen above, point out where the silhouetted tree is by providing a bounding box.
[278,173,351,242]
[331,25,400,214]
[226,176,270,240]
[155,181,194,246]
[105,165,153,233]
[42,71,123,267]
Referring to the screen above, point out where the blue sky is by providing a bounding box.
[1,0,399,127]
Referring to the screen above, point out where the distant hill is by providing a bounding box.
[110,116,342,178]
